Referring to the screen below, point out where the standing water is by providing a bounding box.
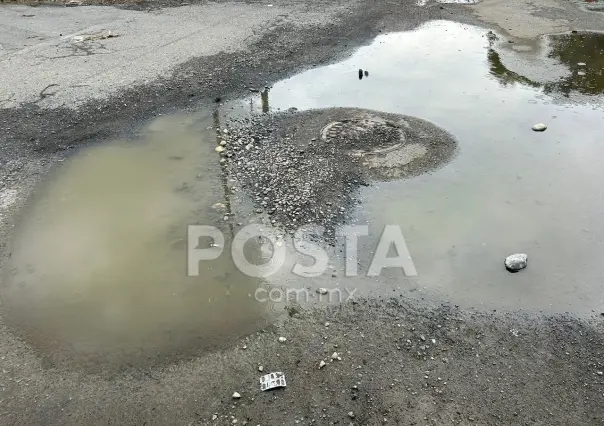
[2,20,604,370]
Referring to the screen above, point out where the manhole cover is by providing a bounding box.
[220,108,457,235]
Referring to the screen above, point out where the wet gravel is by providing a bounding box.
[220,107,457,237]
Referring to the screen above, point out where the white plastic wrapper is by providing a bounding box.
[260,372,287,391]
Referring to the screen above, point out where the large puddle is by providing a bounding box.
[3,20,604,368]
[251,21,604,315]
[2,113,269,369]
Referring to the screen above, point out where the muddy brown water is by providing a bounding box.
[3,20,604,369]
[2,113,269,369]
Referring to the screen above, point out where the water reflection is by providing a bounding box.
[234,20,604,315]
[489,32,604,97]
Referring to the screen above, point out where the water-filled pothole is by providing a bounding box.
[239,21,604,315]
[1,113,269,370]
[4,20,604,371]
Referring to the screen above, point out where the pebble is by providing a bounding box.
[258,366,264,372]
[215,146,225,153]
[348,411,355,419]
[598,371,603,376]
[319,360,326,369]
[505,253,528,272]
[331,352,340,360]
[317,288,328,295]
[278,336,287,343]
[532,123,547,132]
[578,62,586,66]
[232,392,241,399]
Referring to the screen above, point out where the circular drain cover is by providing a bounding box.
[321,117,404,151]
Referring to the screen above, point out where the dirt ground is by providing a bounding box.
[2,0,604,424]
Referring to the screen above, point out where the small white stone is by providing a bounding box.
[319,360,326,369]
[348,411,355,419]
[232,392,241,399]
[212,414,218,421]
[215,145,225,153]
[258,366,264,372]
[220,140,227,146]
[505,253,528,272]
[598,371,603,376]
[578,62,586,66]
[532,123,547,132]
[325,322,330,327]
[317,288,328,295]
[331,352,339,360]
[242,345,247,350]
[278,336,287,343]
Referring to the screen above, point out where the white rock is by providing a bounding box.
[532,123,547,132]
[258,366,264,372]
[578,62,586,66]
[505,253,528,272]
[348,411,355,419]
[278,336,287,343]
[331,352,339,360]
[325,322,330,327]
[215,145,225,153]
[319,360,326,369]
[232,392,241,399]
[597,371,603,376]
[316,288,328,295]
[212,414,218,421]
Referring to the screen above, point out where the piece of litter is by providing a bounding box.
[232,392,241,399]
[260,372,286,391]
[278,336,287,343]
